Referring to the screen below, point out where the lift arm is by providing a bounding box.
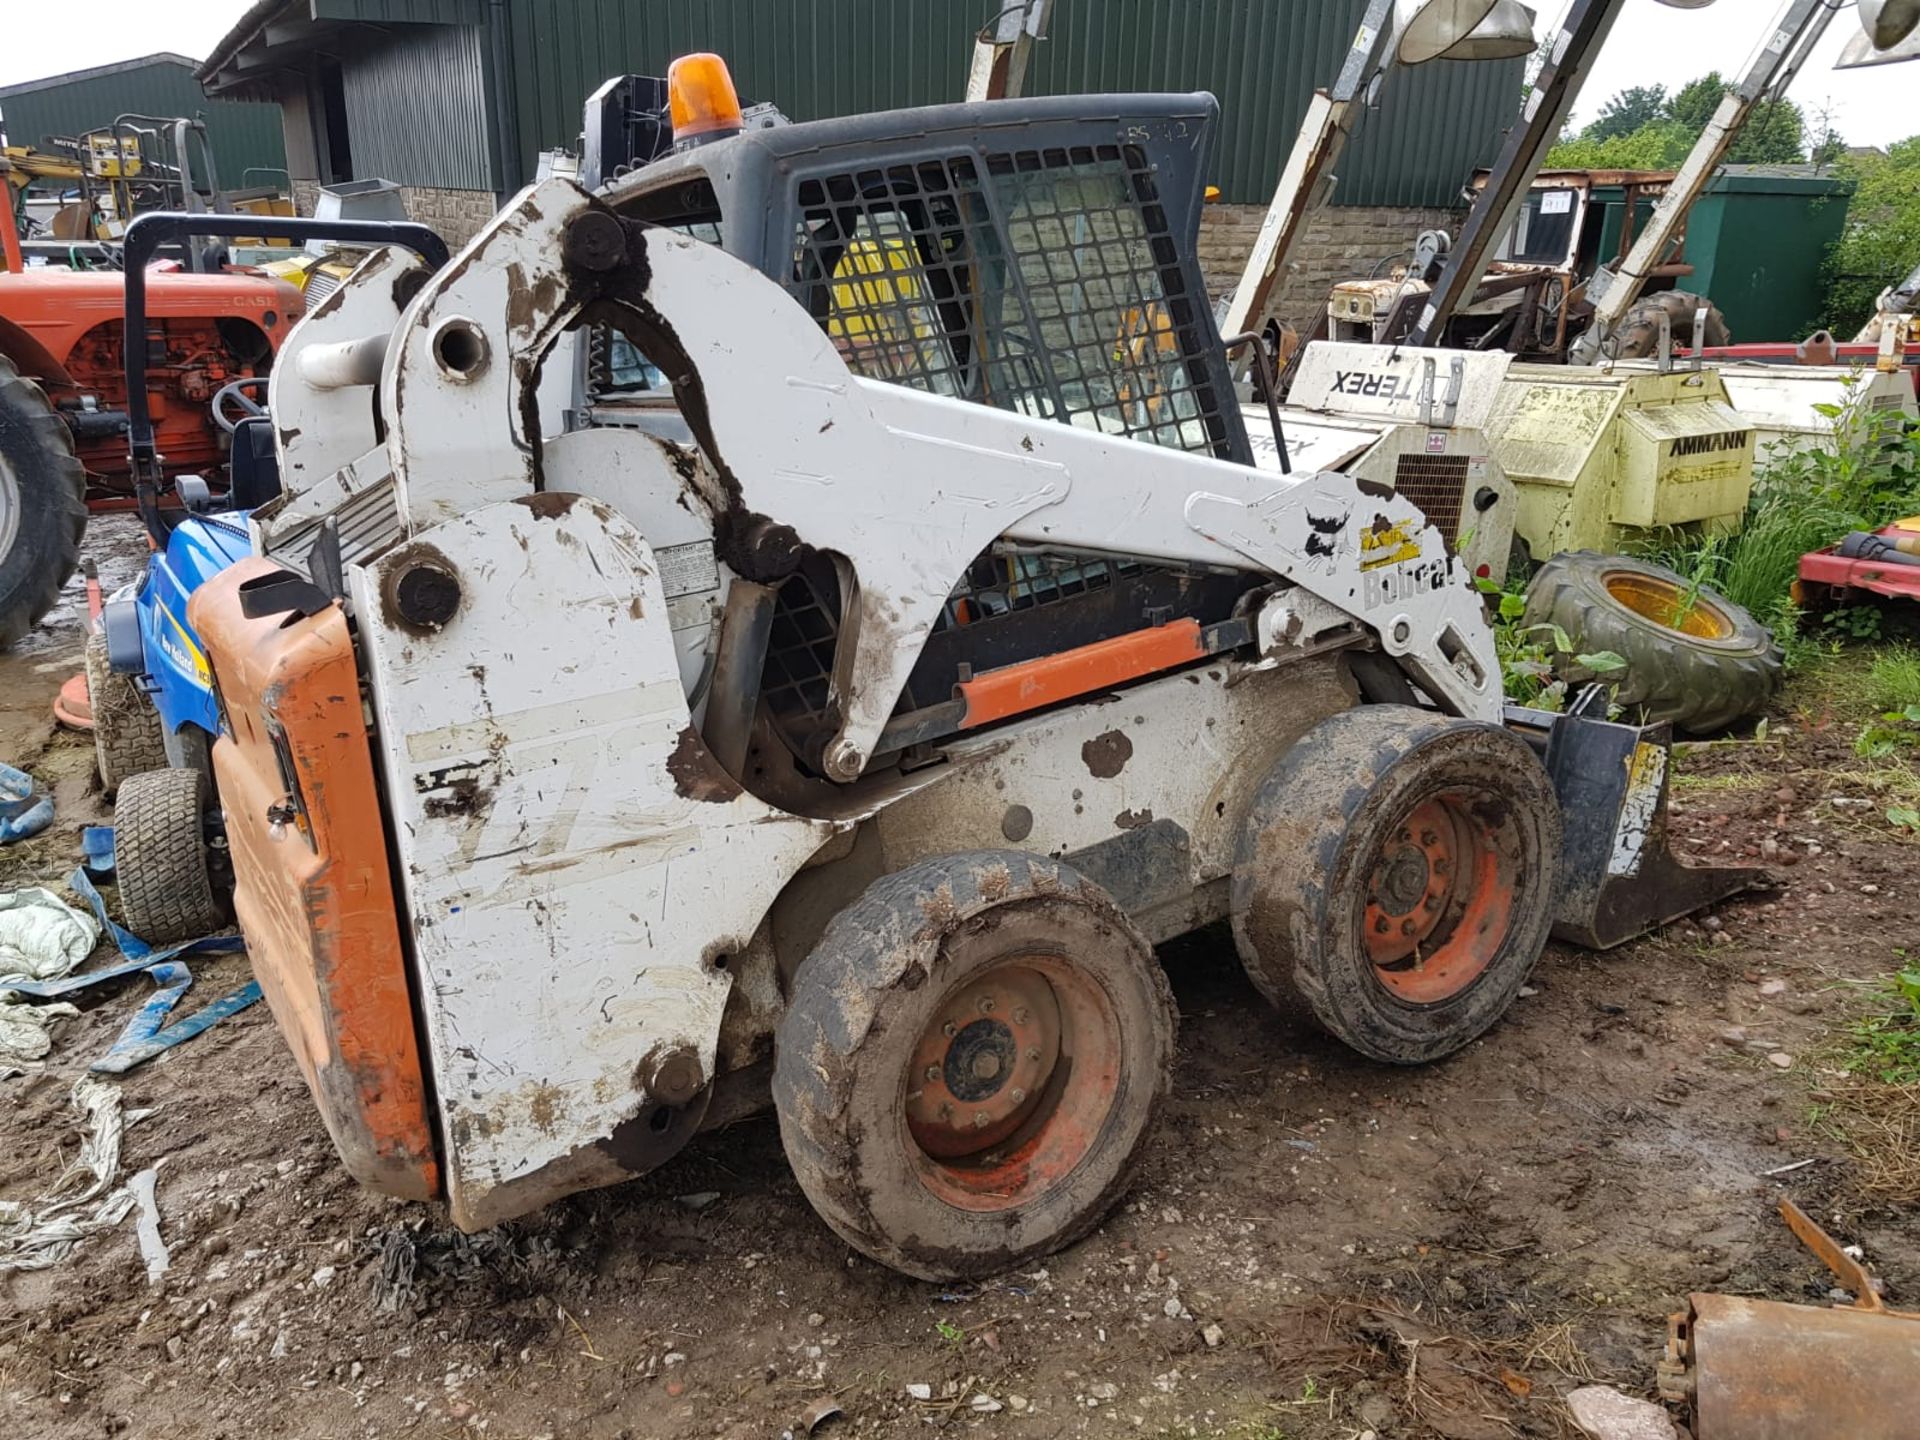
[1220,0,1398,344]
[1567,0,1840,362]
[965,1,1055,102]
[1408,0,1636,348]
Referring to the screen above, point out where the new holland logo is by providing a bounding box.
[1669,431,1751,458]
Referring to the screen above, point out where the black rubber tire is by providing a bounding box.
[773,850,1176,1282]
[116,767,224,945]
[1523,550,1782,734]
[1231,705,1561,1066]
[86,631,167,794]
[1609,289,1731,359]
[0,352,87,648]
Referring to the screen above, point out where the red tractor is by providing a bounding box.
[0,186,304,646]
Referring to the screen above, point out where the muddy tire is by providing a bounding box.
[773,851,1175,1281]
[0,353,87,649]
[1232,705,1561,1066]
[86,631,167,793]
[1608,289,1730,359]
[116,767,223,944]
[1524,550,1782,734]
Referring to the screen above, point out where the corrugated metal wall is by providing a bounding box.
[341,24,495,190]
[497,0,1523,207]
[314,0,482,23]
[0,60,286,182]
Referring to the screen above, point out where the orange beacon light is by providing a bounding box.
[668,53,746,144]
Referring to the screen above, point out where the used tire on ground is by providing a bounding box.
[0,352,87,648]
[1524,550,1782,734]
[1608,289,1730,359]
[773,850,1175,1281]
[86,631,167,793]
[115,766,224,944]
[1232,705,1562,1066]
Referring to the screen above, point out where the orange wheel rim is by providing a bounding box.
[1362,792,1517,1005]
[903,957,1120,1214]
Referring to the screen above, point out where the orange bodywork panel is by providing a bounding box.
[189,557,439,1200]
[957,618,1209,728]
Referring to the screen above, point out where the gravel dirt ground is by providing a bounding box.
[3,521,1917,1440]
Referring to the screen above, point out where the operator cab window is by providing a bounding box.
[1497,186,1582,268]
[787,144,1230,458]
[591,180,723,404]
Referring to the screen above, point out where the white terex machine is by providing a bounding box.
[178,67,1755,1282]
[1248,342,1518,582]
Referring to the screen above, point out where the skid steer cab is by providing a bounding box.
[189,63,1760,1281]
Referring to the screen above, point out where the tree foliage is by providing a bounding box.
[1549,71,1808,169]
[1826,138,1920,336]
[1588,84,1667,143]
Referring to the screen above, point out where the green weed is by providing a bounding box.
[1842,968,1920,1085]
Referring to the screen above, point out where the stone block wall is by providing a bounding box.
[290,181,499,248]
[1198,201,1466,331]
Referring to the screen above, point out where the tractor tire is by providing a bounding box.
[1609,290,1731,359]
[774,850,1175,1281]
[1524,550,1782,734]
[115,767,224,945]
[86,631,167,794]
[1232,705,1561,1066]
[0,352,87,648]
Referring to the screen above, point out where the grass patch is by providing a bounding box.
[1842,967,1920,1085]
[1634,382,1920,663]
[1868,647,1920,713]
[1669,769,1773,794]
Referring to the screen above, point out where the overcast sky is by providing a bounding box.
[0,1,1914,150]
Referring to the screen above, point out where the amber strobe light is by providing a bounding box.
[668,53,746,143]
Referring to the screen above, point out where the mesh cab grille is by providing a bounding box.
[786,144,1231,458]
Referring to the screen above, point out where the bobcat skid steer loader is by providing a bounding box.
[184,65,1759,1281]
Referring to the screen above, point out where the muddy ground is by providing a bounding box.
[3,520,1917,1440]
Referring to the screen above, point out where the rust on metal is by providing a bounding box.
[1661,1200,1920,1439]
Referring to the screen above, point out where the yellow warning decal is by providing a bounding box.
[1359,519,1423,571]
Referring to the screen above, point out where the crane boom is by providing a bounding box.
[1567,0,1840,362]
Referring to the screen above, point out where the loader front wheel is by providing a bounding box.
[1232,706,1560,1065]
[774,851,1175,1281]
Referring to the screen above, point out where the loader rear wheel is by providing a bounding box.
[0,353,87,648]
[1232,706,1560,1065]
[86,631,167,793]
[116,767,224,945]
[773,851,1175,1281]
[1523,550,1782,734]
[1609,289,1730,359]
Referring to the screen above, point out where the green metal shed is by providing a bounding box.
[1687,166,1854,343]
[0,52,286,185]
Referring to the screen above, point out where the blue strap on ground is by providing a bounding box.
[90,965,263,1075]
[49,856,259,1071]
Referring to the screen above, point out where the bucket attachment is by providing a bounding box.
[1659,1201,1920,1439]
[1507,704,1767,949]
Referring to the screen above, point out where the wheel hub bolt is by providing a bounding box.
[1010,1088,1026,1104]
[1420,830,1439,847]
[978,997,996,1014]
[1026,1047,1042,1062]
[1375,916,1391,934]
[942,1020,958,1038]
[1401,919,1417,936]
[973,1112,990,1129]
[1012,1006,1030,1024]
[924,1064,941,1083]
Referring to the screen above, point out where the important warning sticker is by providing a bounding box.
[656,541,719,599]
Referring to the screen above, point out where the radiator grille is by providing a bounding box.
[1392,452,1470,539]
